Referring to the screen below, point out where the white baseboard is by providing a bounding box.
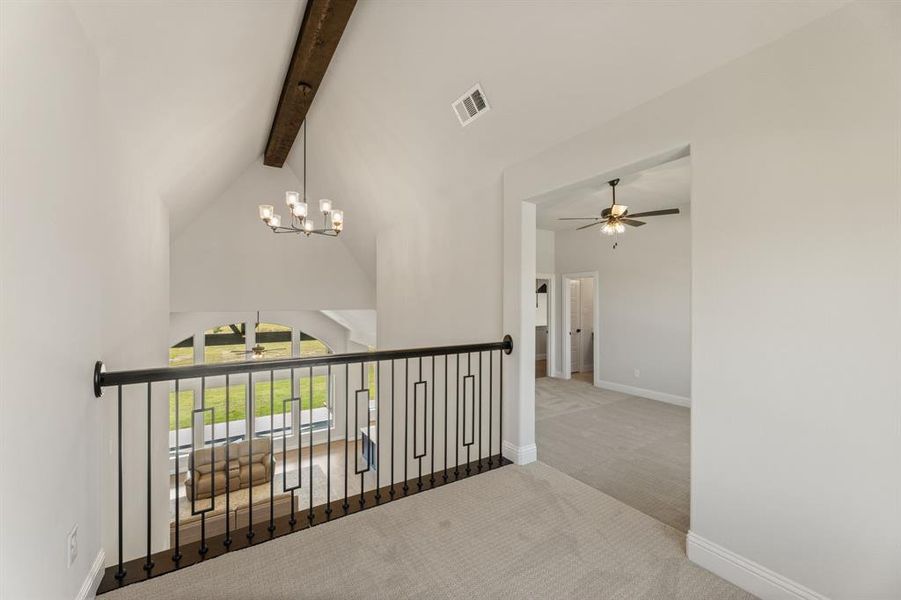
[594,379,691,408]
[501,441,537,465]
[687,532,828,600]
[77,549,106,600]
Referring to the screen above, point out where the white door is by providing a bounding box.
[569,279,581,373]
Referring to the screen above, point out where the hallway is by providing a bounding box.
[535,377,690,532]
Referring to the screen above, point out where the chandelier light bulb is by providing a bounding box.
[259,205,274,222]
[303,220,314,233]
[269,214,281,228]
[615,222,625,234]
[319,198,332,213]
[331,209,343,228]
[285,191,300,207]
[292,201,308,218]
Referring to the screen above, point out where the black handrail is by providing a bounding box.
[94,335,512,396]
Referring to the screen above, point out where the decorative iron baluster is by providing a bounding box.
[308,366,314,523]
[403,358,409,494]
[488,352,494,467]
[390,360,396,498]
[224,374,232,546]
[115,385,125,581]
[326,364,332,516]
[173,379,182,562]
[343,363,349,513]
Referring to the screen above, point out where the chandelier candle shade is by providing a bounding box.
[259,120,344,237]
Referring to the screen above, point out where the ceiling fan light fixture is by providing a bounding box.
[611,204,628,217]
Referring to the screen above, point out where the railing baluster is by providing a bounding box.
[145,382,154,572]
[173,380,182,562]
[198,377,209,556]
[417,357,423,490]
[497,350,504,464]
[478,351,483,472]
[358,361,365,508]
[308,366,314,523]
[443,354,448,482]
[224,374,232,545]
[455,353,460,479]
[430,356,435,486]
[268,369,275,534]
[326,364,332,515]
[343,363,349,512]
[403,358,409,494]
[489,352,494,467]
[390,359,395,498]
[374,361,381,502]
[289,368,296,527]
[282,370,301,530]
[115,385,125,581]
[465,353,472,475]
[246,380,254,541]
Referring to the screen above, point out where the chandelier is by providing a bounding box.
[258,121,344,237]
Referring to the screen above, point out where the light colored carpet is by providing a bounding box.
[536,377,690,532]
[106,462,752,600]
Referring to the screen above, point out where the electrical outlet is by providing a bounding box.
[67,524,78,568]
[633,368,640,379]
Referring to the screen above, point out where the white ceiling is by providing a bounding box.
[71,0,304,234]
[536,156,691,231]
[72,0,845,269]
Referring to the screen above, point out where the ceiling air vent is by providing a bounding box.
[452,84,490,127]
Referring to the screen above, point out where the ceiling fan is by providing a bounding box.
[558,178,680,235]
[228,311,280,360]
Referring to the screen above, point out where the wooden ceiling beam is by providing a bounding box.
[264,0,357,167]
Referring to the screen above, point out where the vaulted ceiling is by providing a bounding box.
[73,0,845,272]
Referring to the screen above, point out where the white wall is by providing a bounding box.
[555,211,690,399]
[171,159,375,313]
[376,180,503,349]
[505,2,900,598]
[1,3,170,597]
[535,229,555,274]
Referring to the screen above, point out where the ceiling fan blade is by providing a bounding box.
[576,221,602,230]
[626,208,680,218]
[620,219,646,227]
[601,207,611,218]
[558,217,602,220]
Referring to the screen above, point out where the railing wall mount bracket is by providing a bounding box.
[94,361,105,398]
[502,334,513,355]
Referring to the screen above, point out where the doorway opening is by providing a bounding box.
[561,273,598,384]
[534,276,553,378]
[526,151,692,534]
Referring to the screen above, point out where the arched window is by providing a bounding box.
[168,321,336,451]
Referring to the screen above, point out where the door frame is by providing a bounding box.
[536,272,556,377]
[561,271,600,384]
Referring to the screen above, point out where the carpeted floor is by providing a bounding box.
[535,377,690,532]
[106,462,751,600]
